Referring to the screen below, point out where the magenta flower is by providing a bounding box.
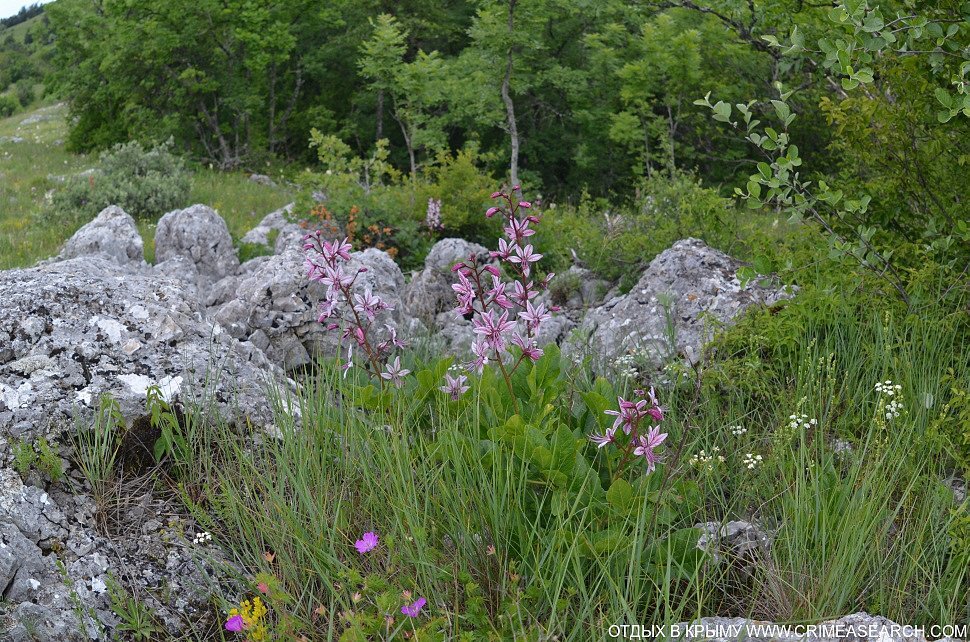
[511,333,543,362]
[354,531,379,554]
[401,597,427,617]
[519,301,551,332]
[486,206,501,217]
[225,615,244,632]
[508,244,543,276]
[353,289,388,322]
[589,427,617,449]
[439,373,470,400]
[473,309,515,350]
[487,275,514,309]
[381,357,411,388]
[604,397,648,434]
[633,427,668,473]
[467,339,491,374]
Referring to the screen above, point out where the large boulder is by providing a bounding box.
[404,238,489,327]
[213,247,414,371]
[240,202,302,252]
[57,205,144,265]
[0,467,109,641]
[572,239,792,370]
[0,256,288,437]
[154,204,240,288]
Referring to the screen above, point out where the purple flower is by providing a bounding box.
[473,309,515,350]
[490,238,515,260]
[487,275,514,309]
[504,217,535,242]
[508,244,543,276]
[354,531,379,554]
[452,272,476,315]
[604,397,647,435]
[486,206,501,218]
[589,427,617,449]
[519,301,551,333]
[440,373,470,400]
[225,615,244,632]
[401,597,427,617]
[353,289,387,321]
[633,427,668,473]
[467,339,491,374]
[511,333,543,362]
[381,357,411,388]
[511,280,535,306]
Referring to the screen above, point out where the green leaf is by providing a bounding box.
[606,479,634,512]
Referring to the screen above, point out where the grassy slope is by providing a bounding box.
[0,103,292,268]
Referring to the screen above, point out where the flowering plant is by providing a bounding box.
[449,186,556,406]
[590,387,668,478]
[304,234,408,389]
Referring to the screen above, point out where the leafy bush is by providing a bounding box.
[49,139,190,222]
[0,93,19,117]
[293,134,500,270]
[540,171,737,289]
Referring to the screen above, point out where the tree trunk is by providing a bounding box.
[501,0,520,189]
[376,89,384,142]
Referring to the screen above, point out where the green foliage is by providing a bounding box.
[106,575,163,641]
[35,437,64,482]
[71,396,124,506]
[0,93,18,117]
[11,437,36,478]
[49,139,189,223]
[540,171,738,288]
[10,437,63,482]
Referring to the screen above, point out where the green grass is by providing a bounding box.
[0,103,293,267]
[147,288,968,640]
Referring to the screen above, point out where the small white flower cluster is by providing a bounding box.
[615,353,638,379]
[875,380,904,420]
[884,398,903,420]
[730,425,746,436]
[788,413,817,431]
[874,380,902,396]
[689,447,725,472]
[192,531,212,545]
[742,453,763,470]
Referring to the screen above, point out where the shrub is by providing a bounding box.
[14,80,33,108]
[49,139,190,222]
[0,93,19,117]
[540,171,737,290]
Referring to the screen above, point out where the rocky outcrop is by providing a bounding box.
[572,238,793,370]
[57,205,144,265]
[404,238,489,327]
[239,203,300,251]
[154,205,239,288]
[0,466,108,641]
[0,256,287,437]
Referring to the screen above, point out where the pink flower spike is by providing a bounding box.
[401,597,427,617]
[354,531,379,554]
[225,615,244,632]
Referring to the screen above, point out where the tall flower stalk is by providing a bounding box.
[450,187,556,406]
[304,233,407,388]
